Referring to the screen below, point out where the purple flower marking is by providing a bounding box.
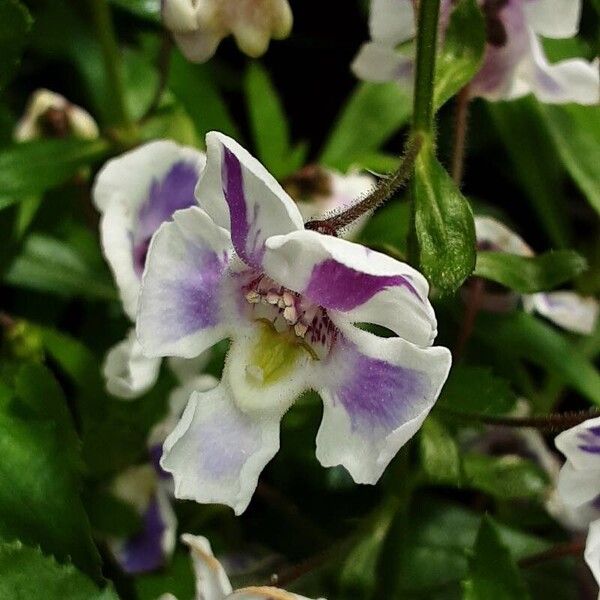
[577,427,600,455]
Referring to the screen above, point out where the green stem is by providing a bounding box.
[412,0,441,134]
[89,0,131,129]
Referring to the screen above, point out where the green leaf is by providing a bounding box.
[168,50,239,141]
[463,453,548,500]
[420,417,461,485]
[463,517,530,599]
[135,550,195,600]
[320,82,411,171]
[435,0,485,108]
[539,103,600,216]
[0,541,117,599]
[4,234,117,300]
[438,365,516,416]
[0,365,101,578]
[245,61,302,179]
[84,489,142,537]
[109,0,160,22]
[474,250,587,293]
[411,142,476,294]
[0,0,32,90]
[0,138,108,201]
[488,99,570,247]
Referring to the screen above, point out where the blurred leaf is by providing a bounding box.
[420,417,461,485]
[168,50,239,141]
[0,364,101,578]
[110,0,161,22]
[320,82,411,171]
[411,142,476,294]
[135,550,195,600]
[474,250,587,293]
[245,62,305,179]
[435,0,485,108]
[439,365,516,416]
[0,0,32,89]
[488,99,569,247]
[0,139,108,201]
[0,541,116,599]
[463,453,548,500]
[539,103,600,216]
[475,312,600,405]
[84,489,142,537]
[463,517,530,599]
[359,200,411,253]
[4,234,116,300]
[123,47,160,121]
[140,105,200,146]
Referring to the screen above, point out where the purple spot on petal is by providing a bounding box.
[577,427,600,454]
[305,258,420,312]
[148,444,171,481]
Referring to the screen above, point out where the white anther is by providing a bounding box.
[266,291,279,304]
[283,291,294,307]
[277,298,286,309]
[283,305,298,324]
[245,290,260,303]
[294,322,308,338]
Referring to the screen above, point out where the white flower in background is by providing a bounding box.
[109,373,217,573]
[14,89,99,141]
[475,216,598,335]
[137,131,451,515]
[162,0,293,62]
[93,141,207,398]
[283,165,375,240]
[352,0,599,105]
[159,534,325,600]
[555,418,600,588]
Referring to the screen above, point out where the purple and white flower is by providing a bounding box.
[352,0,600,105]
[93,141,206,398]
[160,533,324,600]
[475,216,598,335]
[14,89,99,141]
[162,0,293,63]
[137,131,452,515]
[555,418,600,588]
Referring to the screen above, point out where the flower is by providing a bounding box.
[555,418,600,587]
[352,0,599,105]
[137,131,452,514]
[474,216,598,334]
[162,0,293,62]
[93,140,207,398]
[109,373,217,573]
[283,165,375,240]
[160,533,325,600]
[14,89,99,141]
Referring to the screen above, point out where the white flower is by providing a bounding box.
[14,89,99,141]
[352,0,600,105]
[93,140,207,398]
[137,131,451,514]
[163,0,293,62]
[475,216,598,335]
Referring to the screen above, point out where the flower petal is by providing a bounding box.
[174,29,223,63]
[585,519,600,588]
[525,291,599,335]
[195,132,304,268]
[162,0,198,32]
[556,461,600,509]
[137,206,233,359]
[351,42,414,85]
[93,141,204,319]
[229,587,323,600]
[474,216,533,256]
[263,229,437,347]
[181,534,233,600]
[556,417,600,472]
[161,382,281,515]
[103,329,161,399]
[369,0,415,44]
[315,320,451,484]
[524,0,581,38]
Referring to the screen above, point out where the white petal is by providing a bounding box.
[229,588,324,600]
[162,0,198,32]
[351,42,414,85]
[556,461,600,509]
[161,383,281,515]
[195,132,304,269]
[263,229,437,347]
[14,89,68,142]
[174,29,223,63]
[474,216,533,256]
[103,330,161,399]
[369,0,415,44]
[168,350,213,383]
[585,519,600,588]
[181,534,233,600]
[527,291,599,335]
[231,21,271,58]
[137,206,234,359]
[66,105,99,140]
[524,0,581,38]
[556,417,600,472]
[315,320,451,484]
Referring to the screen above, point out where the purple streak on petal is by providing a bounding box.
[334,339,428,431]
[305,258,420,312]
[133,161,199,276]
[222,147,264,267]
[119,496,166,574]
[577,428,600,454]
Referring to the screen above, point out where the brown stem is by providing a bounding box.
[305,134,423,235]
[519,539,585,568]
[454,275,485,360]
[451,84,471,184]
